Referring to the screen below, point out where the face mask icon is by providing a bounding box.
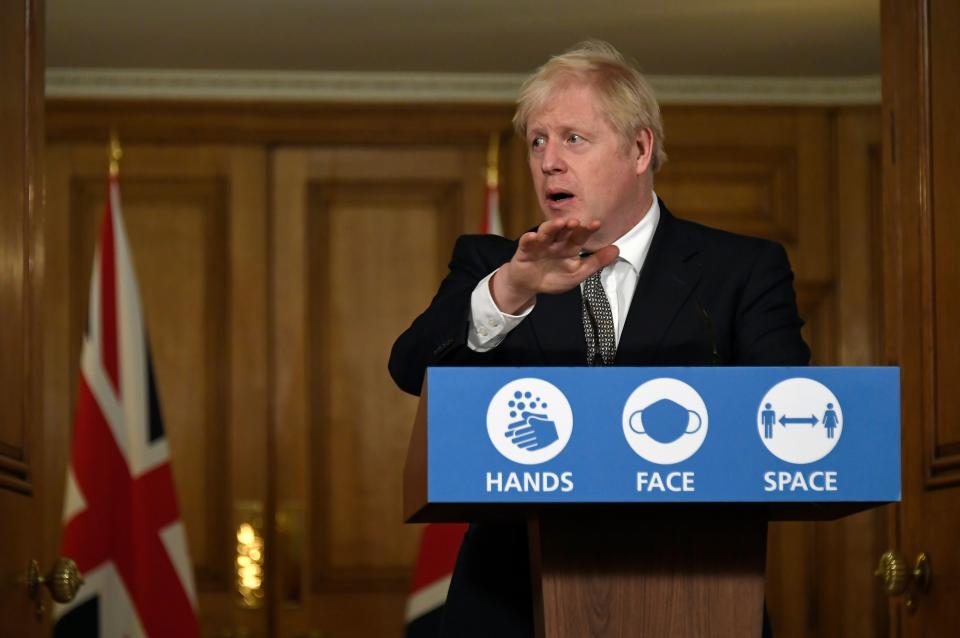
[629,398,703,444]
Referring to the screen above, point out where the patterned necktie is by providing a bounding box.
[582,269,617,366]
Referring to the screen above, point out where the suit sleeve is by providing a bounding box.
[733,241,811,365]
[389,236,507,395]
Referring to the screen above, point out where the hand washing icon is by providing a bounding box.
[487,378,574,465]
[629,399,703,444]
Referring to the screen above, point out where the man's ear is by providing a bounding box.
[634,128,655,175]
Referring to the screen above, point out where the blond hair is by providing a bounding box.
[513,40,667,172]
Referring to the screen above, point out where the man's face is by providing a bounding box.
[525,82,649,248]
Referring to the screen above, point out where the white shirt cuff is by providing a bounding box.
[467,269,534,352]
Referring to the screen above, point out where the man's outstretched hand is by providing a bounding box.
[490,218,619,314]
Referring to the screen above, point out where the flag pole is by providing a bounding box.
[486,132,499,191]
[109,129,122,177]
[482,133,504,235]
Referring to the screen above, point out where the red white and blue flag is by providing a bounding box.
[481,134,504,237]
[404,523,467,636]
[481,180,504,236]
[53,175,199,637]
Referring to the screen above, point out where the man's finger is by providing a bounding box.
[566,220,603,247]
[552,224,576,244]
[535,218,574,240]
[517,230,548,256]
[518,220,581,259]
[577,245,620,276]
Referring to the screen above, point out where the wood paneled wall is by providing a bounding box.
[44,100,882,638]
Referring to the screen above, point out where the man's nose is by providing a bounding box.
[540,141,566,174]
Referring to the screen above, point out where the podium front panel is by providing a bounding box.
[424,367,899,506]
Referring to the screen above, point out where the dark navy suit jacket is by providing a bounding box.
[389,201,809,636]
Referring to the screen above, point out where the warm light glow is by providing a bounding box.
[235,520,265,608]
[237,523,256,545]
[239,565,260,579]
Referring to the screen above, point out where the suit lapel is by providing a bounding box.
[616,203,701,364]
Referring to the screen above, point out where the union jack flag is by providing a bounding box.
[405,523,467,636]
[53,175,199,637]
[481,134,504,237]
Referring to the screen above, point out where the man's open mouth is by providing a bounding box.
[547,192,574,202]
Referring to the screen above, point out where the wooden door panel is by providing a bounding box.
[928,0,960,480]
[0,0,44,635]
[44,145,268,638]
[883,0,960,633]
[0,0,30,494]
[272,146,483,638]
[917,0,960,623]
[313,184,449,582]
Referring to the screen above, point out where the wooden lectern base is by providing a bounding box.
[529,510,767,638]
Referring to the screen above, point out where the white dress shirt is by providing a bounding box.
[468,196,661,352]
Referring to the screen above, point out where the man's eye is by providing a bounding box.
[531,136,545,150]
[568,134,583,144]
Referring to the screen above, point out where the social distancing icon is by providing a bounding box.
[757,377,843,464]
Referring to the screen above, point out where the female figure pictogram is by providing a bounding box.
[822,403,840,439]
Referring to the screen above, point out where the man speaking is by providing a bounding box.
[390,40,808,637]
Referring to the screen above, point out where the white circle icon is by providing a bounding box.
[621,378,709,464]
[757,378,843,464]
[486,378,573,465]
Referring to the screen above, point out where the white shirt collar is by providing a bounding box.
[612,193,660,275]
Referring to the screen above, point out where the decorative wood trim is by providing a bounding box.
[657,144,799,243]
[795,280,836,366]
[201,177,233,590]
[869,143,885,363]
[916,0,942,491]
[46,68,882,106]
[0,455,31,495]
[46,99,517,145]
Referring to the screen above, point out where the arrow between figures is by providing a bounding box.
[779,414,819,427]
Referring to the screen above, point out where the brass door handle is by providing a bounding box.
[874,551,931,603]
[26,558,84,618]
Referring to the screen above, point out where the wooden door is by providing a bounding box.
[882,0,960,633]
[0,0,46,635]
[44,144,270,637]
[270,145,485,637]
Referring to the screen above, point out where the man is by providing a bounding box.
[390,40,808,637]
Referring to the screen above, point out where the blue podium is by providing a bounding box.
[404,367,900,637]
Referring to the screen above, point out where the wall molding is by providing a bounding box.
[46,68,880,106]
